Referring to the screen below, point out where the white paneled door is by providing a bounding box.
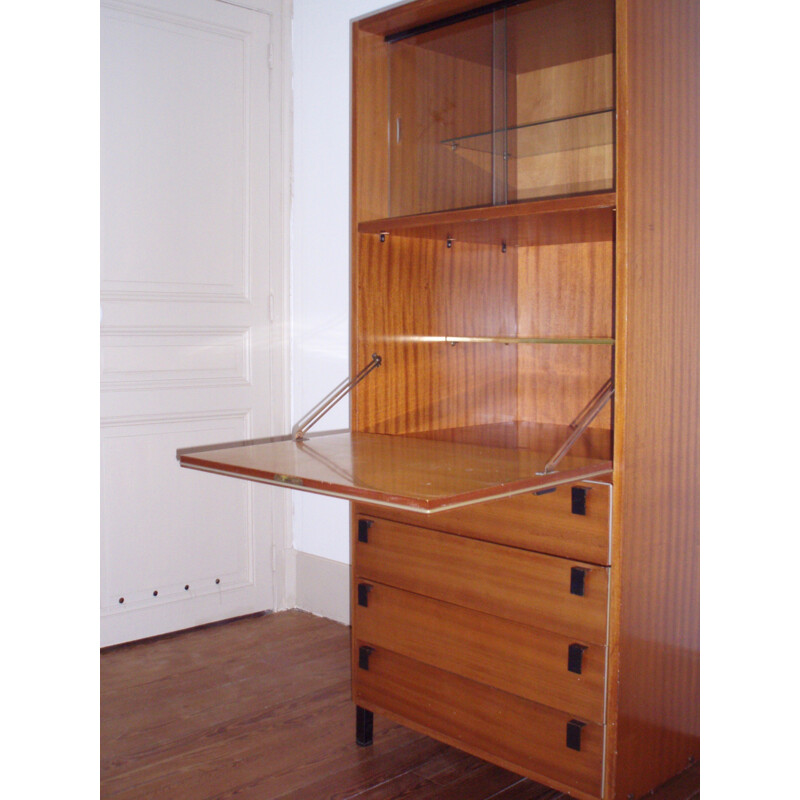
[100,0,289,646]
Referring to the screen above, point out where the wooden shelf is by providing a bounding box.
[357,191,616,237]
[178,425,612,514]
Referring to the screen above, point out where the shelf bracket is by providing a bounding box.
[542,378,614,474]
[292,354,382,441]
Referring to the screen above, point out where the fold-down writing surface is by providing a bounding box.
[178,430,611,514]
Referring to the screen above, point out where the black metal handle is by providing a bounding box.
[570,567,588,596]
[568,643,587,674]
[358,645,374,670]
[357,583,372,607]
[571,486,588,515]
[566,719,586,751]
[358,519,373,543]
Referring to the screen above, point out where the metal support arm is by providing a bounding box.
[543,378,614,474]
[292,354,382,440]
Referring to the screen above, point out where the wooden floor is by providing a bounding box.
[101,610,699,800]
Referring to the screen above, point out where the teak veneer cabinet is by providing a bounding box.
[178,1,698,798]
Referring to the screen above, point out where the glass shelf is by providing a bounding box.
[434,335,614,345]
[441,109,614,158]
[177,425,612,515]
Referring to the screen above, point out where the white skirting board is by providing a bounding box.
[294,551,350,625]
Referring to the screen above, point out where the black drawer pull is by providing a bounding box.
[571,486,588,515]
[358,645,374,670]
[357,583,372,607]
[570,567,588,596]
[568,643,587,674]
[358,519,373,543]
[566,719,586,751]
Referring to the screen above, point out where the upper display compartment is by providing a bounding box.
[386,0,615,218]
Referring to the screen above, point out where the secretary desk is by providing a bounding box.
[178,1,699,797]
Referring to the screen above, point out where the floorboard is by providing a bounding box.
[101,611,699,800]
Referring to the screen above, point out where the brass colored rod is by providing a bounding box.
[444,335,615,345]
[568,377,614,430]
[292,354,382,440]
[543,379,615,474]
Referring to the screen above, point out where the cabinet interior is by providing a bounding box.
[353,206,614,458]
[387,0,615,217]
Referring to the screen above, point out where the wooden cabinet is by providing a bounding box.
[178,0,698,797]
[349,1,698,798]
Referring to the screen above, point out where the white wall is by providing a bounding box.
[291,0,391,564]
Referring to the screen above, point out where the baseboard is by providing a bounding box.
[294,551,350,625]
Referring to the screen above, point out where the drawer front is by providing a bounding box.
[354,582,606,722]
[355,516,609,644]
[354,646,604,799]
[355,480,611,565]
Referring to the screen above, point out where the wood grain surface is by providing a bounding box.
[353,213,616,438]
[348,2,698,798]
[352,26,389,223]
[354,581,607,722]
[608,1,700,797]
[180,430,612,513]
[388,16,495,216]
[357,191,616,233]
[516,207,615,430]
[355,476,612,564]
[354,515,609,643]
[355,646,605,799]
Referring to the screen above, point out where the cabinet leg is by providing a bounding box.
[356,705,373,747]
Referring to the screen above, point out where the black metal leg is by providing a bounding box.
[356,705,373,747]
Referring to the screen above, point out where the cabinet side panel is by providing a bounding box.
[352,26,389,225]
[611,1,699,798]
[389,28,494,217]
[352,24,389,432]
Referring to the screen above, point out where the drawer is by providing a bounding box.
[354,582,606,722]
[354,646,604,799]
[354,516,609,644]
[355,480,611,564]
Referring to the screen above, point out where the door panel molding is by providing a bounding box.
[101,0,257,304]
[100,326,252,391]
[100,0,290,647]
